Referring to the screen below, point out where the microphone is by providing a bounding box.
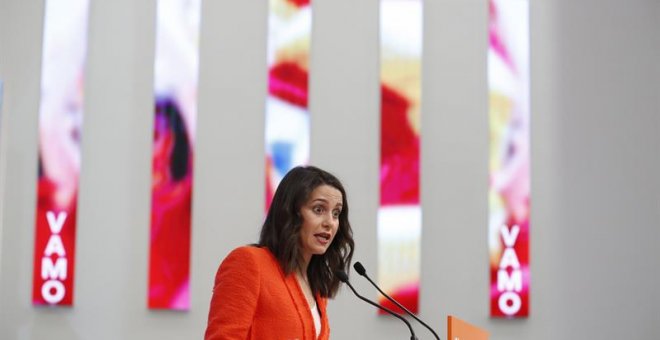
[336,270,418,340]
[353,262,441,340]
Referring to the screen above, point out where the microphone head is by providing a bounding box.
[335,270,349,283]
[353,262,366,276]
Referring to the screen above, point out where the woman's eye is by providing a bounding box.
[313,206,323,214]
[333,210,341,218]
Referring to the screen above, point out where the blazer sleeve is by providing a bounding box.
[205,247,261,340]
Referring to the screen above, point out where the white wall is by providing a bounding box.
[1,0,659,339]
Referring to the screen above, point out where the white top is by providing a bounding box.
[311,302,321,338]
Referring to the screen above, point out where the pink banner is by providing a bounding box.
[148,0,201,310]
[488,0,530,318]
[32,0,89,307]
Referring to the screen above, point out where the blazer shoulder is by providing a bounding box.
[225,245,274,267]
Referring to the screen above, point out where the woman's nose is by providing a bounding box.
[322,213,333,227]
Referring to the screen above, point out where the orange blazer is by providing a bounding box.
[205,246,330,340]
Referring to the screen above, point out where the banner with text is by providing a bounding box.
[32,0,90,306]
[488,0,530,318]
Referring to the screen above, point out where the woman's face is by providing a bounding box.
[298,184,343,263]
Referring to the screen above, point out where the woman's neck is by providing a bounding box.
[300,252,311,274]
[295,267,315,308]
[297,255,312,292]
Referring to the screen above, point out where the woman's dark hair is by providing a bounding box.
[258,165,354,298]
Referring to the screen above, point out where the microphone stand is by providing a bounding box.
[354,262,441,340]
[337,271,418,340]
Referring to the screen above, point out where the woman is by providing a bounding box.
[205,166,354,340]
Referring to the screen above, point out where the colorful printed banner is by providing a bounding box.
[148,0,201,310]
[378,0,423,315]
[32,0,90,306]
[488,0,530,318]
[265,0,312,208]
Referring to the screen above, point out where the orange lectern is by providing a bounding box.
[447,315,489,340]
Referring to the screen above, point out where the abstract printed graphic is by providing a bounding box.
[378,0,423,315]
[265,0,312,209]
[32,0,90,306]
[148,0,201,310]
[488,0,530,318]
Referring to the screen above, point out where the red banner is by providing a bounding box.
[32,0,90,306]
[264,0,312,210]
[378,0,423,315]
[147,0,201,310]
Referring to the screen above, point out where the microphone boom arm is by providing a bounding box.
[354,262,441,340]
[338,271,418,340]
